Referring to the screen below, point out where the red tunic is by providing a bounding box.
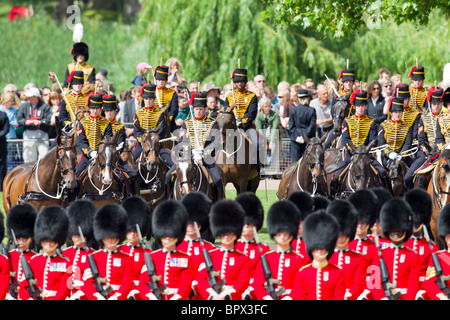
[7,249,36,299]
[119,243,152,299]
[252,249,306,300]
[81,248,135,300]
[137,248,194,300]
[291,237,312,265]
[196,247,251,300]
[0,254,10,300]
[329,248,368,300]
[422,250,450,300]
[62,246,91,300]
[18,253,72,300]
[291,261,346,300]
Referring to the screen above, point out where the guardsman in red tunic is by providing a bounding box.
[234,192,269,300]
[367,187,393,249]
[137,200,194,300]
[196,200,251,300]
[5,203,37,300]
[404,189,439,300]
[63,200,96,300]
[81,204,134,300]
[252,201,306,300]
[0,211,11,300]
[118,196,152,300]
[290,210,345,300]
[177,192,215,300]
[422,204,450,300]
[327,200,368,300]
[370,199,421,300]
[287,191,314,265]
[18,206,72,300]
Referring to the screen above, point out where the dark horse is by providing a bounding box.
[386,157,408,198]
[3,127,78,213]
[134,124,168,210]
[215,105,260,194]
[324,95,351,149]
[77,132,131,208]
[334,140,381,199]
[278,134,328,200]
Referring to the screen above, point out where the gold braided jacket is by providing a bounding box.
[420,111,442,149]
[67,62,95,84]
[79,115,111,155]
[134,106,165,142]
[344,115,376,147]
[226,89,256,123]
[154,87,176,119]
[64,90,89,124]
[438,113,450,145]
[380,120,410,154]
[402,106,420,130]
[408,87,427,112]
[183,116,216,149]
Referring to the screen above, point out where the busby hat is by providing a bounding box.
[192,92,208,108]
[339,69,355,82]
[380,199,413,241]
[427,87,444,104]
[408,66,425,80]
[34,206,69,247]
[235,192,265,231]
[267,201,300,239]
[154,65,169,81]
[102,95,118,111]
[287,191,313,221]
[231,68,248,83]
[6,203,38,240]
[94,204,128,243]
[404,189,432,226]
[326,200,358,241]
[152,200,188,246]
[68,70,84,86]
[443,87,450,106]
[72,42,89,61]
[348,189,379,227]
[66,200,96,240]
[437,203,450,238]
[297,89,310,98]
[313,195,331,211]
[394,83,410,99]
[388,97,404,112]
[302,210,339,261]
[121,196,151,235]
[181,192,212,230]
[87,92,103,109]
[141,84,156,99]
[210,200,245,239]
[350,90,368,106]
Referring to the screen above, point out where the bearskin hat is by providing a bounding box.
[235,192,265,231]
[267,201,300,240]
[302,210,339,261]
[34,206,69,247]
[6,203,38,240]
[348,189,379,227]
[370,187,393,220]
[94,204,128,243]
[181,192,212,230]
[437,203,450,238]
[121,196,152,236]
[66,200,96,241]
[154,65,169,81]
[404,189,432,226]
[210,200,245,239]
[152,200,188,246]
[313,195,331,211]
[326,200,358,241]
[380,199,413,241]
[72,42,89,61]
[287,191,313,221]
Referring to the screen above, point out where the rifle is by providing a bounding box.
[136,224,166,300]
[2,233,17,299]
[194,222,227,298]
[253,227,285,300]
[423,226,450,298]
[78,226,112,298]
[373,232,402,300]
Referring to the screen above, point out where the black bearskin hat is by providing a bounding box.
[72,42,89,61]
[235,192,265,231]
[380,199,413,241]
[370,187,393,221]
[326,200,358,241]
[210,200,245,239]
[121,196,152,236]
[6,203,38,240]
[313,195,331,211]
[34,206,69,247]
[152,200,188,246]
[287,191,313,221]
[66,200,96,241]
[181,192,212,230]
[348,189,379,227]
[267,201,300,240]
[94,204,128,243]
[404,189,432,226]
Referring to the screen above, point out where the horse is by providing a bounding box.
[277,134,328,200]
[386,157,408,198]
[333,139,381,199]
[3,127,78,213]
[76,132,131,208]
[134,125,168,210]
[427,149,450,249]
[215,105,260,194]
[326,95,351,149]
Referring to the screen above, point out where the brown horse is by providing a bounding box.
[134,125,168,210]
[77,132,130,208]
[3,127,78,213]
[277,134,328,200]
[427,150,450,249]
[215,106,260,194]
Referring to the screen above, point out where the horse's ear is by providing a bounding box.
[135,122,145,134]
[320,132,328,144]
[347,139,357,153]
[367,139,377,153]
[98,128,103,141]
[302,133,310,145]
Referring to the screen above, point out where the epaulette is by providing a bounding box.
[299,263,311,272]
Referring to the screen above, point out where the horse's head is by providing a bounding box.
[348,139,376,190]
[120,139,137,171]
[138,124,161,171]
[96,131,118,186]
[56,126,77,189]
[216,105,237,143]
[174,160,197,196]
[332,96,350,136]
[303,133,327,180]
[76,104,87,121]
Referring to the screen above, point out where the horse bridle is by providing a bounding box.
[139,133,162,184]
[56,135,76,176]
[349,152,372,187]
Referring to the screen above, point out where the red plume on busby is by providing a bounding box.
[388,97,404,112]
[349,90,361,105]
[427,87,444,104]
[188,92,198,106]
[154,65,169,81]
[408,66,425,80]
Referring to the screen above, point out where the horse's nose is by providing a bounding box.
[103,176,112,185]
[67,178,76,189]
